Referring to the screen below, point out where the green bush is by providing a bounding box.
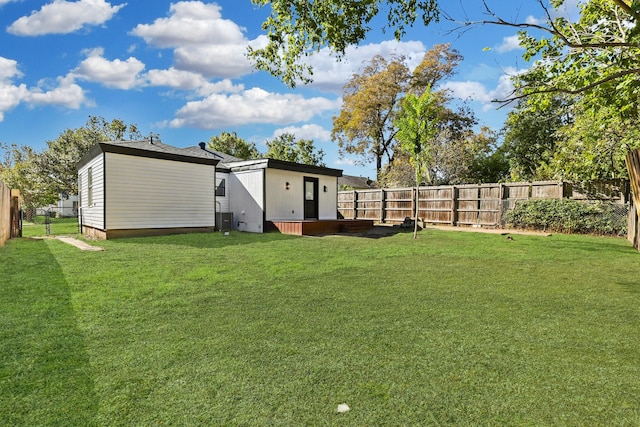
[504,199,628,236]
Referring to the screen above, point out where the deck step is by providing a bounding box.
[339,221,374,233]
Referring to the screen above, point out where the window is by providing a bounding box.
[87,167,93,206]
[216,178,226,197]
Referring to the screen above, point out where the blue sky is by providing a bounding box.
[0,0,578,178]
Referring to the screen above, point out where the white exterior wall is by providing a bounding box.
[216,172,230,213]
[78,153,105,230]
[105,153,215,230]
[265,169,338,220]
[229,169,264,233]
[317,174,339,220]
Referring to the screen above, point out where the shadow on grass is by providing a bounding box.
[0,239,98,426]
[109,230,300,249]
[110,226,415,248]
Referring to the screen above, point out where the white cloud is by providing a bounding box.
[0,56,23,82]
[525,15,542,25]
[442,67,520,111]
[0,56,89,121]
[131,2,243,47]
[145,68,243,95]
[334,158,356,166]
[496,35,522,53]
[169,87,340,129]
[131,1,260,78]
[306,40,428,93]
[443,81,493,103]
[7,0,125,36]
[0,57,27,121]
[0,0,18,5]
[72,48,145,89]
[26,75,87,109]
[0,83,27,122]
[173,44,255,78]
[273,124,332,142]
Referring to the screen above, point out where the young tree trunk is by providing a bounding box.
[414,185,419,239]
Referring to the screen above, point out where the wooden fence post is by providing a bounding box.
[380,189,385,222]
[450,186,458,226]
[352,190,357,220]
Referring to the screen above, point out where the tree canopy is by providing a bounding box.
[332,44,463,181]
[0,116,147,207]
[249,0,439,87]
[207,131,261,160]
[264,133,326,166]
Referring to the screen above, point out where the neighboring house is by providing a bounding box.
[41,194,78,217]
[77,139,343,239]
[338,175,375,190]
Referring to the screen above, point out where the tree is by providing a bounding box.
[264,133,326,166]
[332,44,461,181]
[463,0,640,109]
[332,54,409,181]
[394,88,441,238]
[502,95,571,181]
[38,116,144,196]
[249,0,440,87]
[252,0,639,103]
[551,103,640,179]
[0,143,57,210]
[464,128,510,184]
[207,131,261,159]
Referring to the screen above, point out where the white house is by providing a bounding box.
[77,139,220,239]
[77,139,344,239]
[222,158,342,233]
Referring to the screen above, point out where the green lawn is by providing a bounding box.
[21,216,80,237]
[1,229,639,425]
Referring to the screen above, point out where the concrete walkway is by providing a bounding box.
[56,236,104,251]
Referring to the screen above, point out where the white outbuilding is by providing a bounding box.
[77,139,346,239]
[77,139,220,239]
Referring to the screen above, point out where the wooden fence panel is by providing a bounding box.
[356,189,384,221]
[531,181,563,199]
[456,185,480,225]
[338,179,630,230]
[567,179,629,203]
[386,188,414,222]
[478,184,502,226]
[418,186,454,224]
[0,180,11,247]
[338,191,355,219]
[503,182,531,211]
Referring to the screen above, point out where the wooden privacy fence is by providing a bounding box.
[626,149,640,251]
[338,180,629,227]
[1,180,12,246]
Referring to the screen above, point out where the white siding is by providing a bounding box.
[318,175,339,220]
[265,169,338,220]
[105,153,215,229]
[78,154,105,229]
[229,169,264,233]
[216,172,230,213]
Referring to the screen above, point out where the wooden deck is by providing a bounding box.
[266,219,374,236]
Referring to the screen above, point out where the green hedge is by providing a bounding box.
[504,199,628,236]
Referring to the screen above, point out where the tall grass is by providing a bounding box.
[2,230,639,425]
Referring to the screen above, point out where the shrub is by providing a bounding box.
[504,199,627,236]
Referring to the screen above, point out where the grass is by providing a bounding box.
[21,216,79,238]
[1,229,640,425]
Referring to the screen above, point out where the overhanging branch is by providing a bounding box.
[494,67,640,105]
